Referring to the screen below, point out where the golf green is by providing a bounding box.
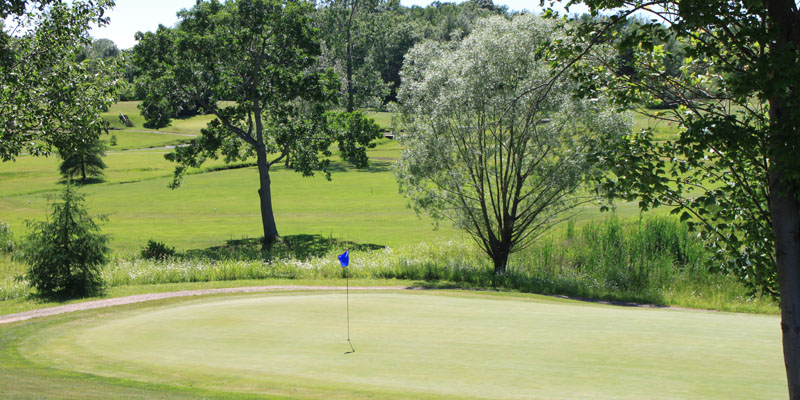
[22,291,786,399]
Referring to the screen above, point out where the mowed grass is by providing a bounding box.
[103,130,192,151]
[632,111,681,141]
[0,157,461,253]
[0,101,454,253]
[12,290,786,399]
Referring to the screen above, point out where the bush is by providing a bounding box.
[19,185,109,298]
[141,239,175,260]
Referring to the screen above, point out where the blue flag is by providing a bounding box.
[338,250,349,267]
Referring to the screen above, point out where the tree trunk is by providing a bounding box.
[256,149,279,250]
[491,246,509,275]
[773,173,800,398]
[345,0,356,113]
[770,95,800,398]
[766,0,800,395]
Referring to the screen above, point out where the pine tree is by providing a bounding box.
[58,133,107,182]
[20,185,109,298]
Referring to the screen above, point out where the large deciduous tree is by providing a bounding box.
[552,0,800,394]
[134,0,380,248]
[395,15,630,274]
[0,0,118,161]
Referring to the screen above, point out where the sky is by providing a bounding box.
[90,0,590,49]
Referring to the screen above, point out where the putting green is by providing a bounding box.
[22,291,785,399]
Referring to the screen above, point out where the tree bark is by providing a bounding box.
[345,0,357,113]
[766,0,800,395]
[770,96,800,398]
[256,148,279,250]
[491,245,510,275]
[773,172,800,398]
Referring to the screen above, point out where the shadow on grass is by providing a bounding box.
[301,160,392,174]
[57,177,105,186]
[182,234,385,261]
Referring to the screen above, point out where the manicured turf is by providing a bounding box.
[103,130,193,151]
[16,290,785,399]
[1,158,463,252]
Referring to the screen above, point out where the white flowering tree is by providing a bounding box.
[395,15,630,274]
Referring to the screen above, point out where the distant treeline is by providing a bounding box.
[91,0,686,113]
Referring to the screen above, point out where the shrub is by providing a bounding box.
[19,185,109,298]
[141,239,175,260]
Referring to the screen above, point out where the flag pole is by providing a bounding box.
[346,262,354,352]
[340,249,355,353]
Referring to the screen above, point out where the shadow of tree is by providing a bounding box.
[58,177,105,186]
[183,234,385,261]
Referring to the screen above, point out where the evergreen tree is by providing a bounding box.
[20,185,109,298]
[58,133,107,182]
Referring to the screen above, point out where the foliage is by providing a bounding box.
[131,26,208,126]
[57,132,107,182]
[312,0,509,104]
[76,38,119,63]
[0,0,118,161]
[315,0,392,110]
[140,239,175,260]
[395,15,630,273]
[18,185,109,298]
[555,2,790,299]
[134,0,381,246]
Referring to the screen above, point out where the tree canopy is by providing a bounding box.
[134,0,381,247]
[0,0,118,161]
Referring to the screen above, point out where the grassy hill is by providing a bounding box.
[0,102,456,253]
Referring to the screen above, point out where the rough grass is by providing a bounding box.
[0,216,776,315]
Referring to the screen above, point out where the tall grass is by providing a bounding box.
[0,256,28,301]
[0,217,777,313]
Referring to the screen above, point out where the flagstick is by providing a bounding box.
[345,261,355,353]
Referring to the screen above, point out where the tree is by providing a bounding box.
[550,0,800,395]
[19,185,109,298]
[76,38,120,63]
[0,0,118,161]
[130,25,210,125]
[57,132,107,182]
[134,0,381,248]
[395,15,630,274]
[315,0,391,111]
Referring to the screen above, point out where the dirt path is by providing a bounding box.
[121,130,197,137]
[0,286,410,325]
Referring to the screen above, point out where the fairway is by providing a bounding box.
[21,291,786,399]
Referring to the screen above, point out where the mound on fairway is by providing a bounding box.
[22,291,785,399]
